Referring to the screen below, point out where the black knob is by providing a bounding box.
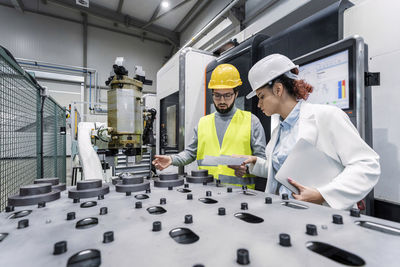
[73,198,80,203]
[227,187,232,193]
[38,201,46,208]
[279,233,291,247]
[306,224,318,236]
[160,198,166,205]
[184,184,189,188]
[236,248,250,265]
[265,197,272,204]
[184,215,193,224]
[146,188,151,193]
[67,212,76,220]
[135,201,142,209]
[202,181,207,185]
[168,186,173,190]
[17,219,29,229]
[98,195,104,200]
[218,207,226,216]
[152,221,162,232]
[100,207,108,215]
[282,193,289,200]
[5,205,14,212]
[126,192,132,196]
[53,241,67,255]
[187,194,193,200]
[206,191,212,197]
[332,214,343,224]
[241,203,248,210]
[103,231,114,243]
[350,208,360,217]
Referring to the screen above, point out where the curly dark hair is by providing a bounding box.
[272,69,313,100]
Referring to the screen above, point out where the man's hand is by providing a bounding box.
[152,155,172,171]
[228,165,247,177]
[288,178,324,205]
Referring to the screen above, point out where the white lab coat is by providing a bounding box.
[249,102,380,210]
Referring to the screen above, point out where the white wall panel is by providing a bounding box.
[87,27,170,93]
[0,7,82,66]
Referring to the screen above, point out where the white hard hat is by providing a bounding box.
[246,54,299,99]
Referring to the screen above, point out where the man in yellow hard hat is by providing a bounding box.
[152,64,266,189]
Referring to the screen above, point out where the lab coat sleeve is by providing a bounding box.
[316,108,380,210]
[250,114,267,159]
[170,126,198,166]
[248,157,268,178]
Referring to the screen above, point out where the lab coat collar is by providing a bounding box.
[298,102,318,146]
[268,102,318,152]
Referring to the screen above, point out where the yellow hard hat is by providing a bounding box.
[208,64,242,89]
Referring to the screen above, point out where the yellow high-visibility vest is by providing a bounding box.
[197,109,255,188]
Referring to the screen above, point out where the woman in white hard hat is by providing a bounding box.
[236,53,380,210]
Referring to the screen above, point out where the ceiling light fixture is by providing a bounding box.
[161,1,170,8]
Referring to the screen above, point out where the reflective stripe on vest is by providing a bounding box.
[196,109,254,187]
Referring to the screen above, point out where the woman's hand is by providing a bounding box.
[242,156,257,165]
[228,155,258,177]
[152,155,172,170]
[288,178,325,205]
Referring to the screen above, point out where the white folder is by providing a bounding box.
[275,138,344,195]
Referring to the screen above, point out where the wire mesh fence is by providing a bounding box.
[0,46,66,211]
[42,97,66,182]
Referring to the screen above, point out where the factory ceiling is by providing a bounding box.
[0,0,217,47]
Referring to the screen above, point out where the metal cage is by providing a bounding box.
[0,46,66,211]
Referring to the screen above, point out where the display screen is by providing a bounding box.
[298,50,349,109]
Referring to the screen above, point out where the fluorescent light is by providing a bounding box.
[161,1,169,8]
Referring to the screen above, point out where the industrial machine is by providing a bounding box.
[105,59,152,158]
[77,58,154,182]
[156,48,216,175]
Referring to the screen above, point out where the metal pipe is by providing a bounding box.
[180,0,240,50]
[40,95,46,178]
[16,58,97,73]
[89,72,92,109]
[17,61,90,74]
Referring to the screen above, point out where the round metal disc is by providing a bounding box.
[115,181,151,193]
[53,183,66,192]
[154,177,184,187]
[191,170,208,177]
[185,175,214,184]
[8,190,61,206]
[68,185,110,199]
[122,176,144,185]
[159,173,179,181]
[20,183,52,196]
[76,180,103,190]
[34,178,59,185]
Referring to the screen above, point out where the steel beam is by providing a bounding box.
[142,0,193,29]
[148,1,162,23]
[178,0,213,34]
[113,0,124,27]
[11,0,25,13]
[174,0,205,32]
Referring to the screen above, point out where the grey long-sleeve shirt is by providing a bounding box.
[171,106,266,166]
